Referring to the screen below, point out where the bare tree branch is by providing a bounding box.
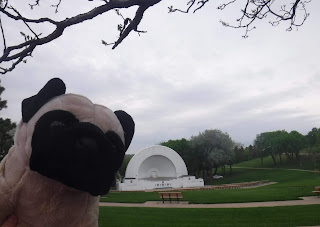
[218,0,310,38]
[0,6,58,24]
[112,4,149,49]
[217,0,236,10]
[168,0,209,14]
[0,16,6,52]
[0,0,161,74]
[168,0,196,14]
[0,0,312,74]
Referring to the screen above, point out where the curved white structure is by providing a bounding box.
[117,145,204,191]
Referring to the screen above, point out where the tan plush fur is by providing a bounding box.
[0,94,125,226]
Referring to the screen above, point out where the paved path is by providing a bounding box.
[99,196,320,208]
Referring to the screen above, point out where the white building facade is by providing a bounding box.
[117,145,204,191]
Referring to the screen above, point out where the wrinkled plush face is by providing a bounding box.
[29,95,127,196]
[19,78,134,196]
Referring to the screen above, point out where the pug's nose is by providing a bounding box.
[75,136,99,152]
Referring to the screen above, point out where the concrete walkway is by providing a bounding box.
[99,196,320,208]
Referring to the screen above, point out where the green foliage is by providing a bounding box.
[305,128,320,154]
[254,130,307,166]
[0,80,16,160]
[118,154,133,178]
[306,128,319,150]
[160,138,197,174]
[0,118,16,160]
[0,79,7,111]
[161,131,235,177]
[190,129,235,175]
[234,146,247,163]
[99,205,320,227]
[160,138,190,157]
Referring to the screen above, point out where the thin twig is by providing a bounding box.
[10,7,39,39]
[51,0,62,13]
[0,16,6,52]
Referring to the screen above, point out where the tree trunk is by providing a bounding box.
[260,157,264,166]
[271,155,276,166]
[229,164,232,174]
[214,167,218,175]
[278,154,282,164]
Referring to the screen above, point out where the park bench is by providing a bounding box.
[158,192,182,203]
[312,186,320,197]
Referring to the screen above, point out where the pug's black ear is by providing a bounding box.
[22,78,66,123]
[114,110,135,151]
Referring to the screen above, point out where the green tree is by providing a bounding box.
[254,132,271,166]
[0,118,16,159]
[190,129,235,176]
[247,144,258,160]
[160,138,198,175]
[0,80,16,160]
[287,130,306,159]
[117,154,134,180]
[160,138,190,159]
[0,79,7,110]
[234,146,246,163]
[254,130,307,166]
[306,128,319,155]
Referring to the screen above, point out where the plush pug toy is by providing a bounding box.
[0,78,134,226]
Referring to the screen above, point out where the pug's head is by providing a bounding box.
[22,78,134,196]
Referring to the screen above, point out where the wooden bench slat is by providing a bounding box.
[158,192,183,203]
[312,187,320,197]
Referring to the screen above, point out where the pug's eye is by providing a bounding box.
[50,121,65,128]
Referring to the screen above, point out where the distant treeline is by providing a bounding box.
[158,128,320,178]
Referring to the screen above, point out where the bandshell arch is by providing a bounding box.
[117,145,204,191]
[125,145,188,179]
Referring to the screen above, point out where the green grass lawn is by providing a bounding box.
[99,160,320,226]
[101,168,320,204]
[99,205,320,227]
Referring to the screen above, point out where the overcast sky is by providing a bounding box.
[1,0,320,154]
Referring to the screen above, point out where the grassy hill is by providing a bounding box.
[234,155,320,170]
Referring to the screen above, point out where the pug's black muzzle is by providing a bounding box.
[30,110,125,196]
